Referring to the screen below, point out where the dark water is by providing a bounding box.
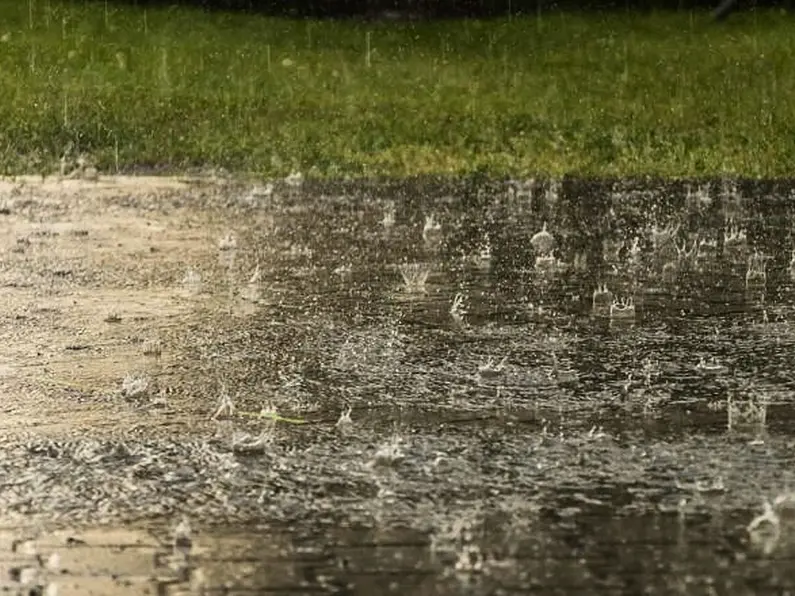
[5,177,795,594]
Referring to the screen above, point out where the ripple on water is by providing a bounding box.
[3,177,795,592]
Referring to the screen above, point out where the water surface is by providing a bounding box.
[1,176,794,594]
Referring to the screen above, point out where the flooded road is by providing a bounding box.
[1,175,794,594]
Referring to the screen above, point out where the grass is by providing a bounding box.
[1,2,794,178]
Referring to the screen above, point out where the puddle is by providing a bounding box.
[1,175,795,592]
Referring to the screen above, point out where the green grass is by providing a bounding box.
[1,1,794,178]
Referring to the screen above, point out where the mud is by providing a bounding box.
[1,174,794,594]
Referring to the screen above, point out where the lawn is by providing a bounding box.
[0,1,792,178]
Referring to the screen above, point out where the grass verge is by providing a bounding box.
[0,2,793,178]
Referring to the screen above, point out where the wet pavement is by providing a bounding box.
[1,175,795,594]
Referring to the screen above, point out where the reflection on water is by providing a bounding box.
[4,177,795,594]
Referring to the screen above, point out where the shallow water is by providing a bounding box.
[2,176,795,594]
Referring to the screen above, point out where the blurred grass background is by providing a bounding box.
[0,1,792,178]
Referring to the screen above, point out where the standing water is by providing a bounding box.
[0,176,794,594]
